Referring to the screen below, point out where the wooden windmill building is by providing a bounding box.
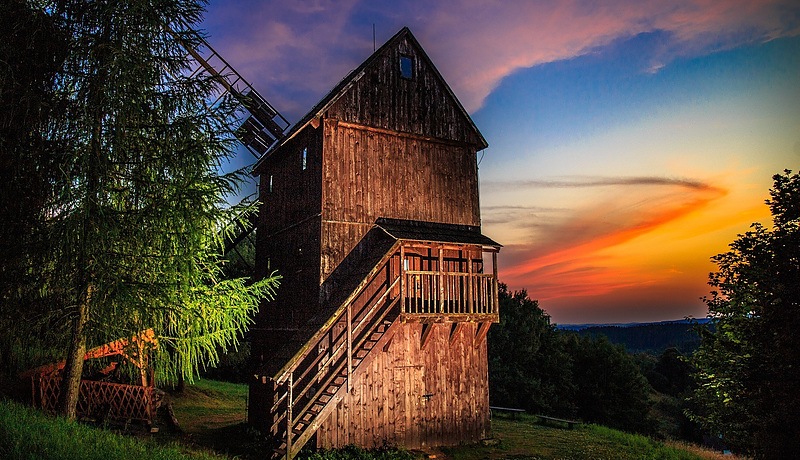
[249,27,501,458]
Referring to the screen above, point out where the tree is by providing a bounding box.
[488,285,654,431]
[563,333,653,433]
[9,0,279,418]
[0,0,71,378]
[690,170,800,458]
[488,284,575,416]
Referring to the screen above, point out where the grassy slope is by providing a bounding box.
[170,378,248,433]
[0,399,221,460]
[1,380,736,460]
[443,414,732,460]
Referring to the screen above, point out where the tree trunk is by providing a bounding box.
[57,285,91,419]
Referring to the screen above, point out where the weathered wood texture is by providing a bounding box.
[320,121,480,281]
[250,28,497,455]
[252,126,324,386]
[316,322,490,449]
[326,34,484,147]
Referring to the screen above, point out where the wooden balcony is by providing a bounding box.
[397,241,499,323]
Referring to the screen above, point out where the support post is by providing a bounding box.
[286,373,293,457]
[400,244,406,315]
[438,244,444,313]
[347,302,352,393]
[468,248,474,314]
[492,251,499,315]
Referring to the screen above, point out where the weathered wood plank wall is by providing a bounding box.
[327,35,483,147]
[320,122,480,282]
[253,127,324,374]
[316,322,490,449]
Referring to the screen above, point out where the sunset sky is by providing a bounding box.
[203,0,800,324]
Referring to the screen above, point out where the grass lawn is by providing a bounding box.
[165,378,269,459]
[0,399,220,460]
[169,378,248,433]
[442,413,735,460]
[2,380,740,460]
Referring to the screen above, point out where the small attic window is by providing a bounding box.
[302,147,307,170]
[399,55,414,79]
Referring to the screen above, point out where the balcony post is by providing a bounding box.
[492,251,499,314]
[438,244,444,313]
[400,244,406,315]
[468,248,474,314]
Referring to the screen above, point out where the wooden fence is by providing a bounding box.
[33,373,156,424]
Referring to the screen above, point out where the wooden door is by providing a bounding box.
[391,364,425,448]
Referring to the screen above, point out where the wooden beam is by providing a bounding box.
[400,312,499,324]
[420,323,435,350]
[475,322,492,348]
[336,120,475,149]
[449,323,464,346]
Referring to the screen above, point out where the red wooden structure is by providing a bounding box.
[250,28,500,459]
[21,330,159,425]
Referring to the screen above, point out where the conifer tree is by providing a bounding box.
[17,0,278,418]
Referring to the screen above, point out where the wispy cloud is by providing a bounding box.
[482,176,724,192]
[493,175,728,301]
[203,0,800,118]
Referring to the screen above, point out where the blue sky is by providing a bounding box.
[203,0,800,323]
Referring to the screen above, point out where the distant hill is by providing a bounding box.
[556,319,711,355]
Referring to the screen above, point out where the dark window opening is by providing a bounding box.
[400,55,414,79]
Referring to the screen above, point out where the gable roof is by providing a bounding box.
[253,27,487,174]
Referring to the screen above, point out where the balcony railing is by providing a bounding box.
[402,271,497,316]
[398,243,499,320]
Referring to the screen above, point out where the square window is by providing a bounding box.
[400,55,414,79]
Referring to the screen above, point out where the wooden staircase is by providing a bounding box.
[267,244,403,459]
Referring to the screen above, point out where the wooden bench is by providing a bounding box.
[535,414,581,429]
[489,406,526,419]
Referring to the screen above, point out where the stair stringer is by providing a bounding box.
[285,315,402,459]
[266,240,404,460]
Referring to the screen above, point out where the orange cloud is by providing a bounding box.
[492,176,727,302]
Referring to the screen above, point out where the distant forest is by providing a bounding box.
[564,321,710,355]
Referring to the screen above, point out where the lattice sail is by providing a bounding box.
[170,23,289,157]
[168,23,290,266]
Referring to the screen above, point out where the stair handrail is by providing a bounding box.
[272,240,402,384]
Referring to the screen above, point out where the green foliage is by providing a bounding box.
[488,284,575,416]
[0,0,71,376]
[563,334,654,433]
[0,399,223,460]
[1,0,281,409]
[488,285,653,433]
[689,170,800,457]
[649,348,695,397]
[577,322,703,355]
[299,445,417,460]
